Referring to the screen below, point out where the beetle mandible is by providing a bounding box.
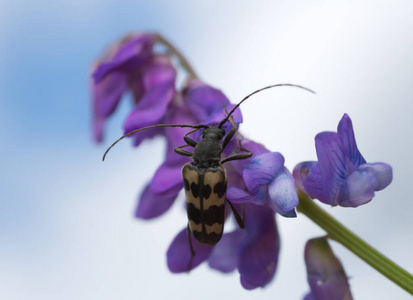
[102,83,314,258]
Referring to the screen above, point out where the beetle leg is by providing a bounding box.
[222,128,236,151]
[221,108,237,151]
[187,223,195,272]
[226,199,245,229]
[174,144,194,157]
[221,139,252,164]
[221,148,252,164]
[221,151,252,164]
[184,136,197,147]
[183,128,200,148]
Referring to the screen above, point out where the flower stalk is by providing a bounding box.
[297,190,413,295]
[154,33,198,79]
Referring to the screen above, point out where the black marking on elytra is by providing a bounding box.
[183,178,190,191]
[202,205,225,225]
[193,231,222,246]
[190,182,199,198]
[186,203,201,222]
[202,184,212,199]
[187,203,224,226]
[213,182,226,198]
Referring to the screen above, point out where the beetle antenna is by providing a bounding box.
[219,83,315,127]
[103,123,207,161]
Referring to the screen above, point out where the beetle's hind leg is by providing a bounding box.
[226,199,245,229]
[184,127,200,147]
[187,223,195,272]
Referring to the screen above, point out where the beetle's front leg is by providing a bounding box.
[175,127,201,156]
[183,128,199,148]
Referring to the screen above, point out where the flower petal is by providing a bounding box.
[293,161,326,202]
[183,79,230,122]
[132,126,162,147]
[92,115,105,143]
[305,237,353,300]
[337,114,366,170]
[267,167,299,215]
[201,104,243,127]
[357,162,393,191]
[167,228,213,273]
[123,81,175,133]
[163,104,199,163]
[142,55,176,90]
[303,292,316,300]
[337,166,378,207]
[238,204,279,289]
[93,71,128,118]
[135,184,178,219]
[240,277,260,290]
[243,152,285,193]
[92,34,155,83]
[230,139,269,174]
[226,187,267,205]
[208,229,245,273]
[226,160,247,190]
[278,209,297,218]
[315,132,347,206]
[150,161,184,195]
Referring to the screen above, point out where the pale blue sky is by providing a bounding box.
[1,1,412,299]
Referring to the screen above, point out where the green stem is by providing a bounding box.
[154,33,198,79]
[297,190,413,295]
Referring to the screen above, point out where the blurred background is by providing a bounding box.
[1,1,412,299]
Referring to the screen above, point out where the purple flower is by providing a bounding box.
[183,78,232,122]
[167,203,279,289]
[293,114,392,207]
[304,237,353,300]
[91,33,176,143]
[227,141,299,217]
[122,55,177,146]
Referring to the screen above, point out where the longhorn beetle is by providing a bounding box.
[103,83,314,266]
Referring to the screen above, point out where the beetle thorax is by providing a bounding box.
[192,126,225,169]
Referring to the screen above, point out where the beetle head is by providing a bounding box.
[202,125,225,140]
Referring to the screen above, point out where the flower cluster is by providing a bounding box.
[91,33,393,298]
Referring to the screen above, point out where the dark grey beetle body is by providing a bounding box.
[182,126,227,246]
